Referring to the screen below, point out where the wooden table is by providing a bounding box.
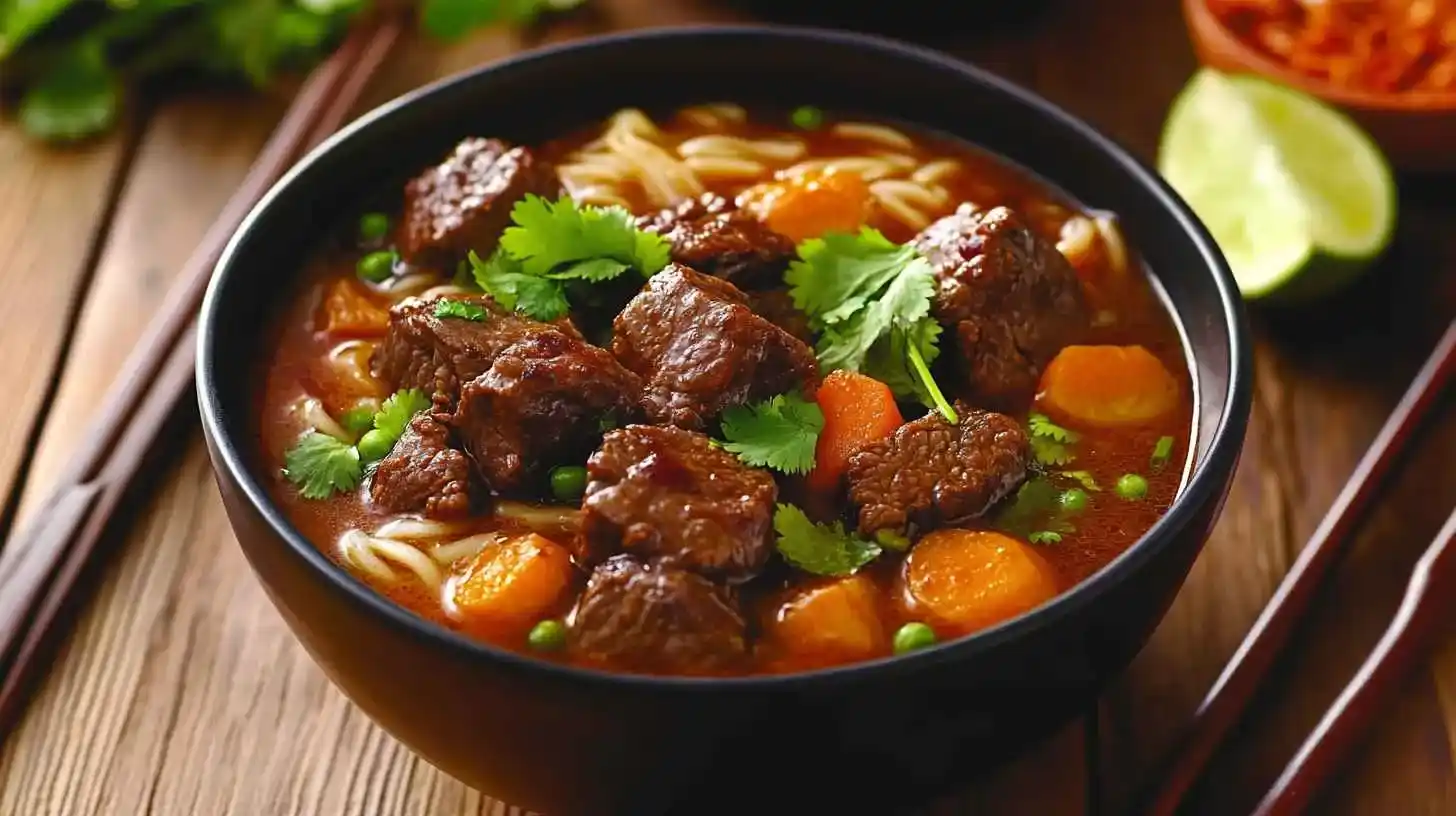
[1,1,1453,813]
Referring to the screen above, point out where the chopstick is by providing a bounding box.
[0,15,403,739]
[1252,504,1456,815]
[1140,317,1456,815]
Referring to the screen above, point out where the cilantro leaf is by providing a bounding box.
[283,431,362,500]
[1028,531,1063,545]
[470,250,572,322]
[719,392,825,475]
[786,228,912,327]
[1027,412,1079,466]
[18,42,121,142]
[773,504,881,577]
[434,298,488,321]
[421,0,584,38]
[500,195,670,279]
[1151,435,1175,471]
[373,389,431,440]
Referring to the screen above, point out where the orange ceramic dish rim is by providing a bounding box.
[1183,0,1456,112]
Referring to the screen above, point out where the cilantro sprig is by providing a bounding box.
[719,392,824,475]
[469,195,671,321]
[785,228,956,423]
[1027,412,1079,467]
[2,0,588,143]
[773,504,881,577]
[434,298,488,321]
[282,388,430,500]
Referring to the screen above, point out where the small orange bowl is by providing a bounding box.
[1182,0,1456,173]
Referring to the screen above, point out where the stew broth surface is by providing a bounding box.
[255,105,1194,676]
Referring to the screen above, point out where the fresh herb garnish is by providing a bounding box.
[1027,412,1079,466]
[997,477,1076,544]
[339,405,378,438]
[1151,435,1175,471]
[283,431,362,500]
[786,228,956,422]
[282,388,430,498]
[2,0,588,143]
[469,195,670,321]
[773,504,881,577]
[719,392,824,475]
[434,298,488,321]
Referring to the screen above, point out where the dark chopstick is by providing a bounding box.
[1252,504,1456,815]
[0,16,402,738]
[1140,317,1456,815]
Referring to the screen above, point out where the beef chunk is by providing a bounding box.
[570,555,746,674]
[369,413,472,518]
[399,138,562,268]
[611,264,819,429]
[638,195,794,290]
[912,204,1089,409]
[633,192,732,234]
[846,406,1029,537]
[578,425,776,581]
[371,295,579,405]
[747,288,814,344]
[452,329,643,495]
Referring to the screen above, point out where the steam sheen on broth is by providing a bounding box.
[255,105,1193,676]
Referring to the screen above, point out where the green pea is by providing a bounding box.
[791,105,824,130]
[549,465,588,502]
[1116,473,1149,500]
[356,250,397,283]
[892,622,937,654]
[358,212,391,243]
[1059,488,1089,512]
[356,428,395,463]
[527,619,567,652]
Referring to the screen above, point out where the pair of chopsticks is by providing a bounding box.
[0,15,403,739]
[1143,318,1456,815]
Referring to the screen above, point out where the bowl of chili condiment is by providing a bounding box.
[1184,0,1456,172]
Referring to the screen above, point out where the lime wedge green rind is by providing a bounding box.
[1157,68,1397,302]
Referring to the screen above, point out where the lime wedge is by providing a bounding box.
[1158,68,1396,301]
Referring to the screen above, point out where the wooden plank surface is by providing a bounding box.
[0,0,1454,814]
[0,128,131,531]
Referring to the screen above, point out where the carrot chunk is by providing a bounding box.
[452,534,575,636]
[768,574,887,666]
[902,529,1058,636]
[319,278,390,338]
[739,168,872,243]
[1037,344,1179,428]
[809,370,904,491]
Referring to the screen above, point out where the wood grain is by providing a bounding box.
[0,129,131,529]
[1,0,1454,813]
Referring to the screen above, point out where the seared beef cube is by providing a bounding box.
[570,555,746,674]
[371,295,578,404]
[611,264,819,429]
[399,138,563,268]
[846,406,1029,537]
[912,204,1089,409]
[369,413,473,518]
[666,211,796,290]
[633,192,732,234]
[452,329,643,494]
[747,288,814,344]
[578,424,777,580]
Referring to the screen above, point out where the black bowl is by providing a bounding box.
[197,25,1251,816]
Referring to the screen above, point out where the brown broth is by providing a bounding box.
[253,107,1195,676]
